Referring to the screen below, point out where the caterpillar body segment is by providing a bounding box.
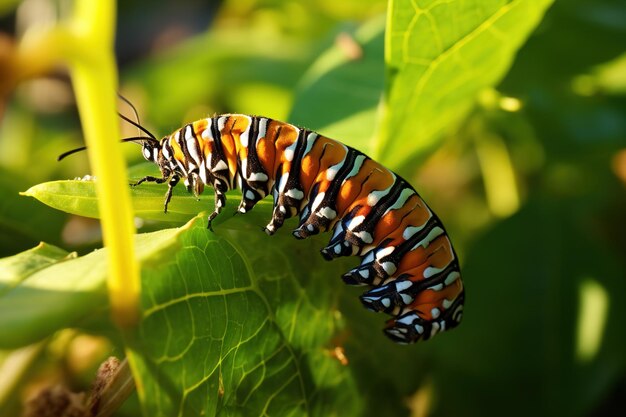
[137,114,464,344]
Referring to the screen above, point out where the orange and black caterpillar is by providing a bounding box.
[61,112,464,343]
[138,114,464,344]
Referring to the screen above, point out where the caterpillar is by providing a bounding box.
[61,112,464,344]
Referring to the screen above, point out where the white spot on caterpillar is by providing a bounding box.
[367,190,383,206]
[396,280,412,291]
[367,181,394,206]
[257,118,268,143]
[286,188,304,200]
[303,132,318,157]
[239,116,251,147]
[382,262,397,276]
[334,245,342,254]
[311,192,325,212]
[381,298,391,308]
[248,172,268,182]
[213,160,228,172]
[202,118,213,140]
[306,224,315,232]
[375,246,394,260]
[279,206,287,214]
[278,174,289,192]
[317,207,337,219]
[403,224,427,240]
[359,269,369,279]
[347,215,365,230]
[241,158,248,178]
[424,266,444,278]
[384,188,415,215]
[355,230,373,244]
[199,161,208,184]
[444,271,460,285]
[342,154,366,183]
[245,190,255,200]
[397,314,415,325]
[184,126,200,164]
[414,324,424,334]
[326,159,344,181]
[442,299,452,309]
[401,294,413,305]
[429,283,443,291]
[430,322,440,337]
[284,137,298,161]
[410,226,444,250]
[217,116,227,132]
[431,308,441,319]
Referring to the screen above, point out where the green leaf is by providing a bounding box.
[0,243,72,297]
[289,16,386,155]
[127,220,361,416]
[0,223,192,349]
[21,173,273,230]
[379,0,554,168]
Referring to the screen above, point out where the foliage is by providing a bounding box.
[1,0,625,416]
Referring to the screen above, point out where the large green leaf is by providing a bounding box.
[126,219,361,416]
[0,225,188,349]
[379,0,554,168]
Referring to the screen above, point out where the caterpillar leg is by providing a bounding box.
[130,173,178,214]
[207,178,228,231]
[184,172,204,199]
[237,184,265,214]
[384,292,464,343]
[163,175,180,214]
[132,175,167,187]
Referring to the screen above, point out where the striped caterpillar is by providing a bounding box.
[61,112,465,344]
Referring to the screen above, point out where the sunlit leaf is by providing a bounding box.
[379,0,554,168]
[0,243,72,297]
[127,219,362,416]
[21,176,273,230]
[0,224,189,349]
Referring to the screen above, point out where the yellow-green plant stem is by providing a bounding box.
[70,0,140,329]
[16,0,140,329]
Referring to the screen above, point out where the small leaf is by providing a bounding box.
[0,221,195,349]
[21,175,274,230]
[0,243,72,297]
[379,0,555,168]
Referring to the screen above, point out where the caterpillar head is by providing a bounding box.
[141,139,161,163]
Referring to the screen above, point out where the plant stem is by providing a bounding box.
[67,0,140,329]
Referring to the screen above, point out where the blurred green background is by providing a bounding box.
[0,0,625,416]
